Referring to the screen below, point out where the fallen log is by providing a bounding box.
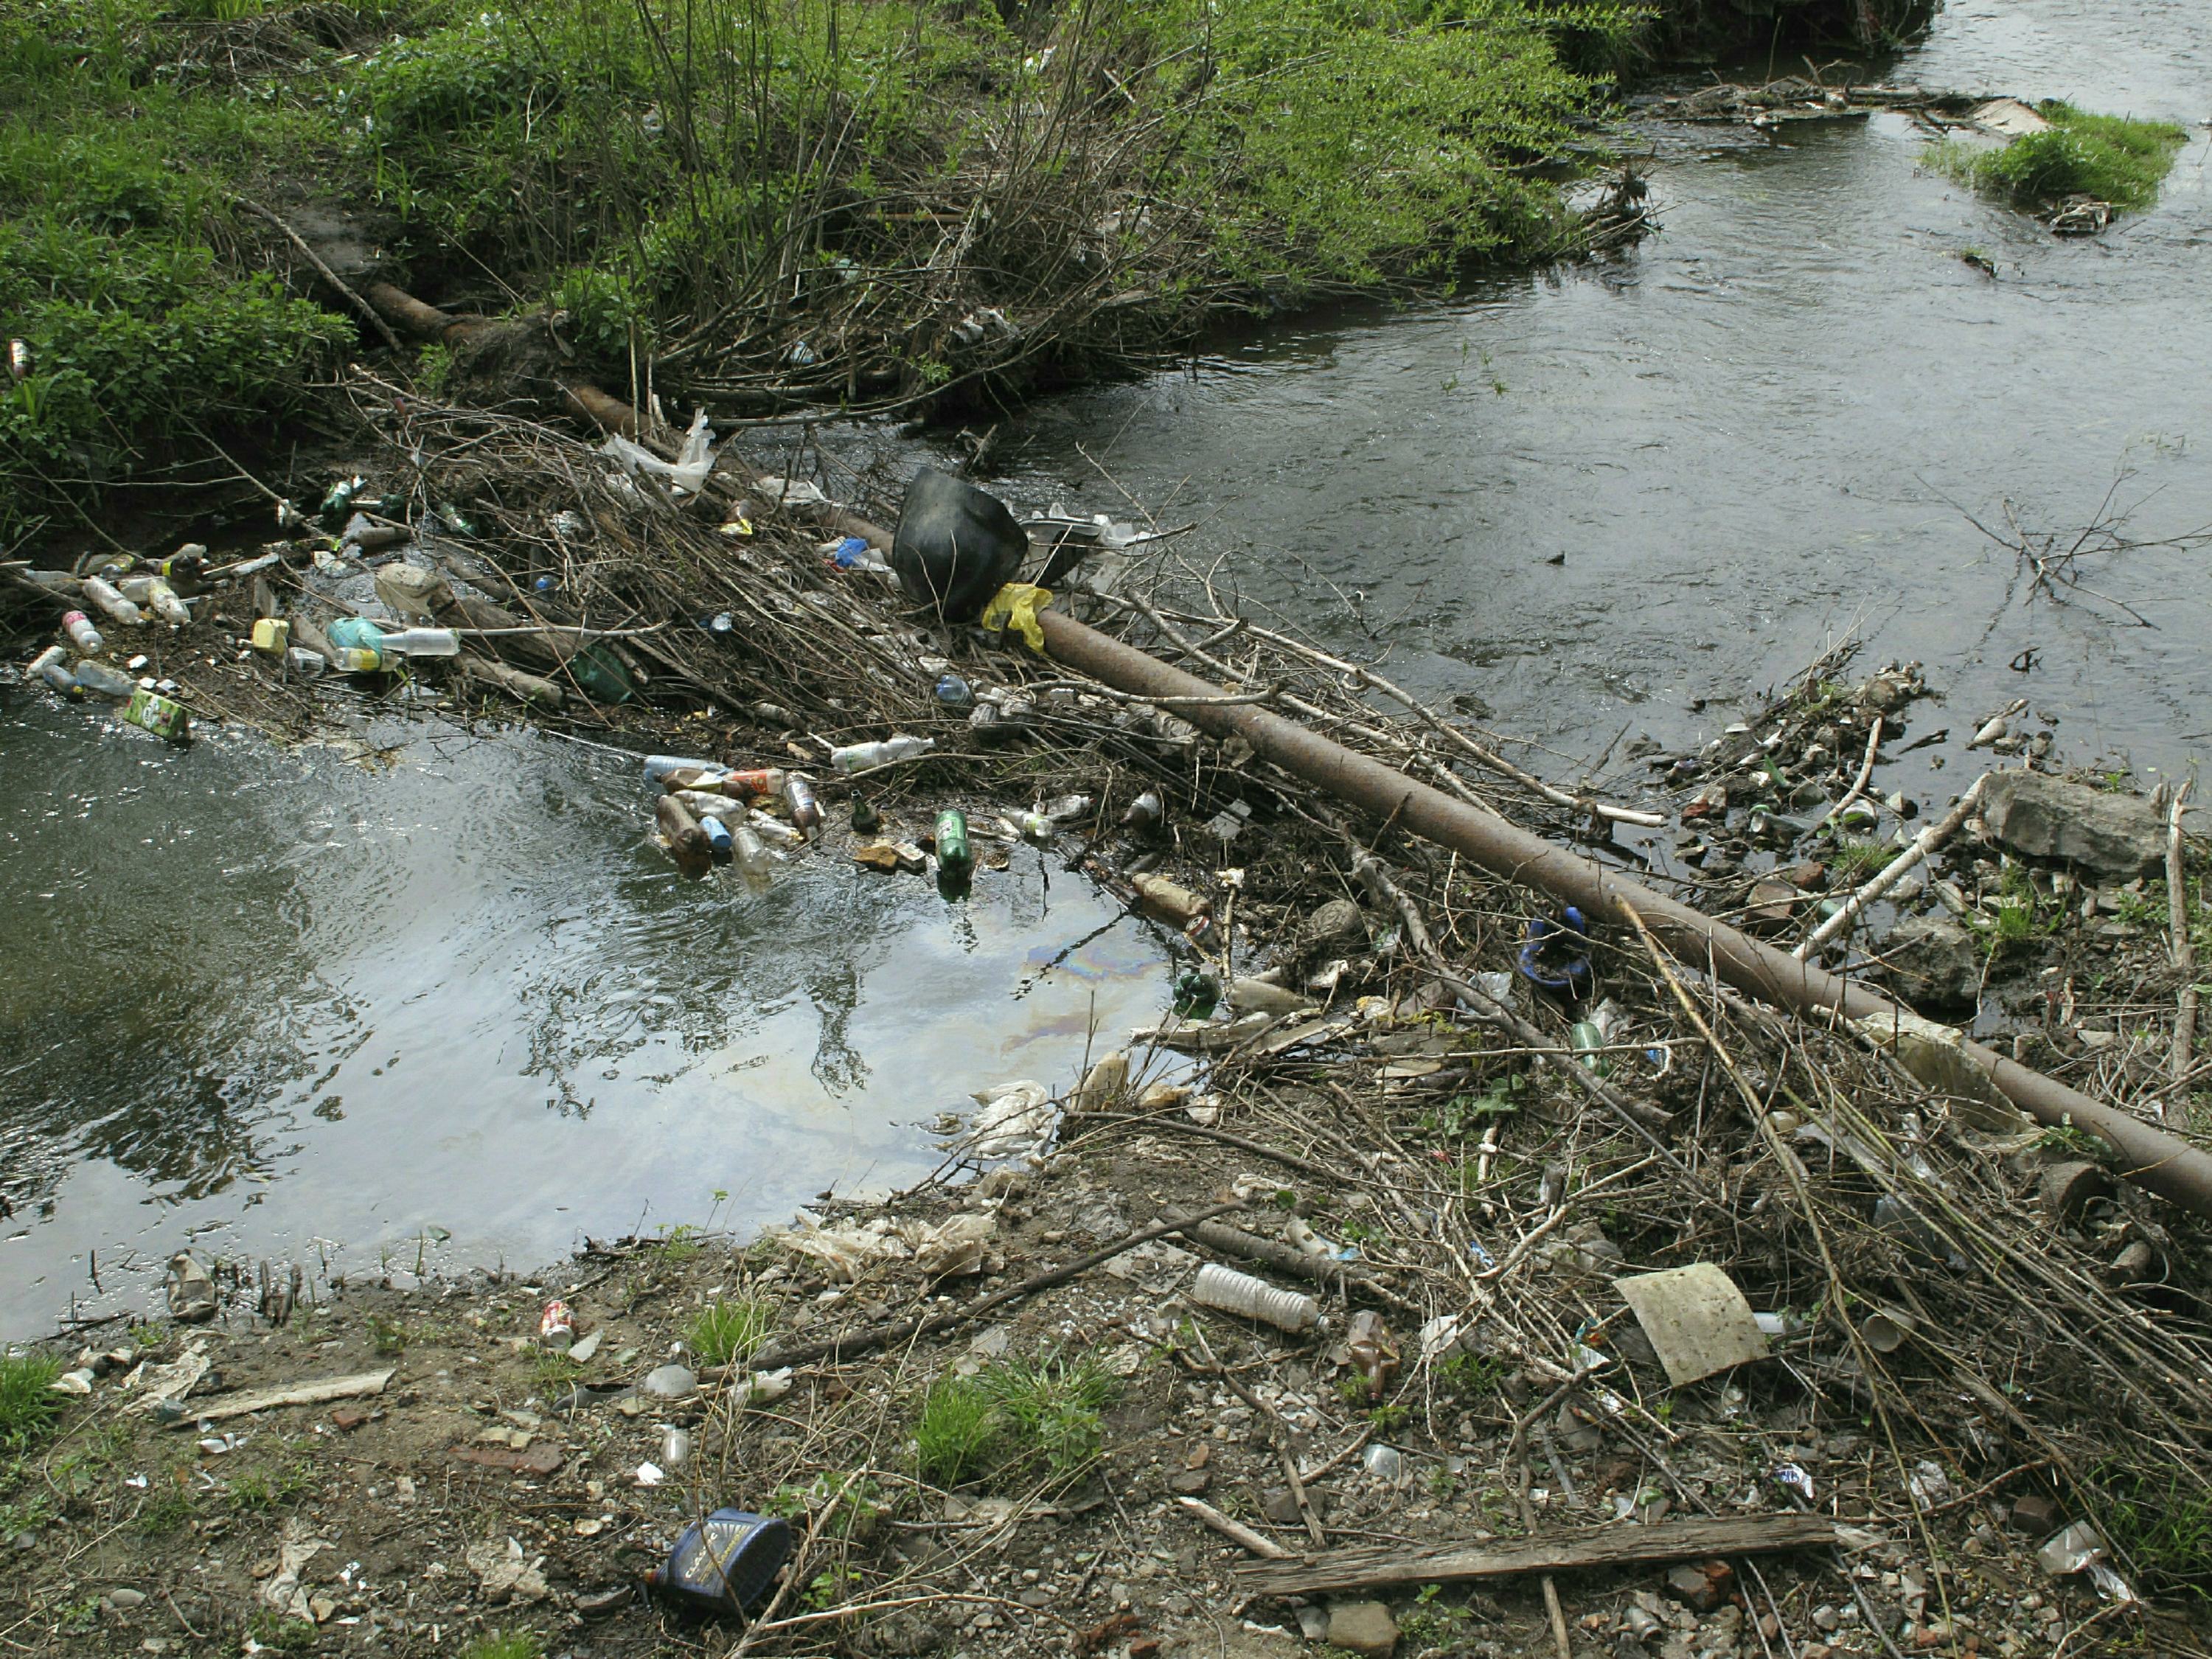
[165,1368,394,1427]
[1236,1514,1837,1596]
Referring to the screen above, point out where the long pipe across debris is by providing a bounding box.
[1032,606,2212,1220]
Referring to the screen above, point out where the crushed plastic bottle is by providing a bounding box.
[1016,810,1054,845]
[831,734,935,773]
[1189,1263,1318,1333]
[74,660,136,699]
[117,576,190,625]
[329,617,387,668]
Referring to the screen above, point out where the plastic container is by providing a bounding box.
[331,647,384,675]
[830,734,934,773]
[80,576,143,627]
[1189,1263,1318,1333]
[647,1508,792,1615]
[328,618,386,667]
[934,673,973,709]
[732,824,774,890]
[644,754,717,782]
[782,773,821,832]
[251,618,291,655]
[285,647,327,677]
[377,626,460,658]
[61,611,104,654]
[74,660,136,699]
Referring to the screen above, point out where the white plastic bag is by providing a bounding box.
[601,408,717,497]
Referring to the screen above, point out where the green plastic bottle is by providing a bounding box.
[933,808,972,873]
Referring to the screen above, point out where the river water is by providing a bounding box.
[4,0,2206,1337]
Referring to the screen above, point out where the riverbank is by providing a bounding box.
[1,0,1669,547]
[7,414,2212,1653]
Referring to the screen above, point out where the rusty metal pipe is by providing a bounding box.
[1038,607,2212,1218]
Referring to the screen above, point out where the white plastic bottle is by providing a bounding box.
[375,627,461,657]
[830,734,934,773]
[1189,1264,1319,1333]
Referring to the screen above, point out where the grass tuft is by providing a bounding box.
[980,1352,1119,1480]
[1930,102,2186,212]
[462,1633,545,1659]
[0,1354,66,1457]
[915,1375,1000,1486]
[684,1298,775,1368]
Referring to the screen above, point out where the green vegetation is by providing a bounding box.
[3,0,1641,534]
[916,1349,1119,1486]
[246,1610,322,1652]
[2097,1465,2212,1593]
[462,1633,546,1659]
[685,1298,775,1367]
[368,1315,411,1357]
[0,1353,65,1455]
[1930,102,2187,212]
[229,1454,316,1511]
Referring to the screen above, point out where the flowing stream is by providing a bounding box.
[4,0,2206,1337]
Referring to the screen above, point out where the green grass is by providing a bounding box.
[368,1316,410,1357]
[684,1298,774,1368]
[978,1352,1118,1480]
[462,1633,545,1659]
[1,0,1641,530]
[229,1455,316,1512]
[915,1374,1001,1486]
[246,1610,320,1652]
[1830,835,1890,884]
[916,1349,1119,1486]
[0,1354,65,1455]
[1930,102,2187,212]
[2097,1465,2212,1593]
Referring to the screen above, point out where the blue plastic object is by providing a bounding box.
[700,815,734,865]
[647,1508,791,1615]
[1517,906,1592,996]
[934,672,973,708]
[829,536,871,568]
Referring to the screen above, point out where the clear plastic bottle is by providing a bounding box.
[60,611,103,655]
[782,773,821,832]
[731,824,775,891]
[376,626,461,657]
[644,754,717,782]
[119,577,191,625]
[79,576,142,627]
[29,644,78,695]
[830,734,935,773]
[74,660,137,699]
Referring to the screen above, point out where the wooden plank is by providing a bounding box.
[1235,1514,1837,1596]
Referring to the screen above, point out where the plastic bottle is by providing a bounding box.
[159,545,208,583]
[700,814,735,866]
[655,794,709,863]
[285,647,327,677]
[934,673,973,709]
[1017,810,1055,845]
[80,576,143,627]
[328,618,387,666]
[830,734,934,773]
[645,1509,791,1615]
[669,789,739,823]
[1568,1020,1610,1075]
[732,824,774,890]
[934,808,972,872]
[644,754,717,782]
[782,773,821,832]
[712,768,782,799]
[376,626,461,658]
[29,645,79,695]
[124,686,189,743]
[119,577,191,625]
[1121,789,1164,831]
[1189,1264,1318,1333]
[1046,793,1094,824]
[746,810,803,846]
[74,660,137,699]
[331,647,385,675]
[61,611,103,655]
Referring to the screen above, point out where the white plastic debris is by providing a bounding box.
[601,408,717,497]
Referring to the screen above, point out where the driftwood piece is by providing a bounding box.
[1235,1514,1837,1596]
[1178,1495,1292,1559]
[167,1368,394,1427]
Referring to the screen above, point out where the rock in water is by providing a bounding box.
[890,468,1028,625]
[1980,772,2163,882]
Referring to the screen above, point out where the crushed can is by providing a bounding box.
[538,1299,574,1350]
[124,687,190,743]
[647,1508,792,1615]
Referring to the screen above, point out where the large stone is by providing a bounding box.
[1880,916,1983,1015]
[1980,772,2163,882]
[1326,1601,1399,1658]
